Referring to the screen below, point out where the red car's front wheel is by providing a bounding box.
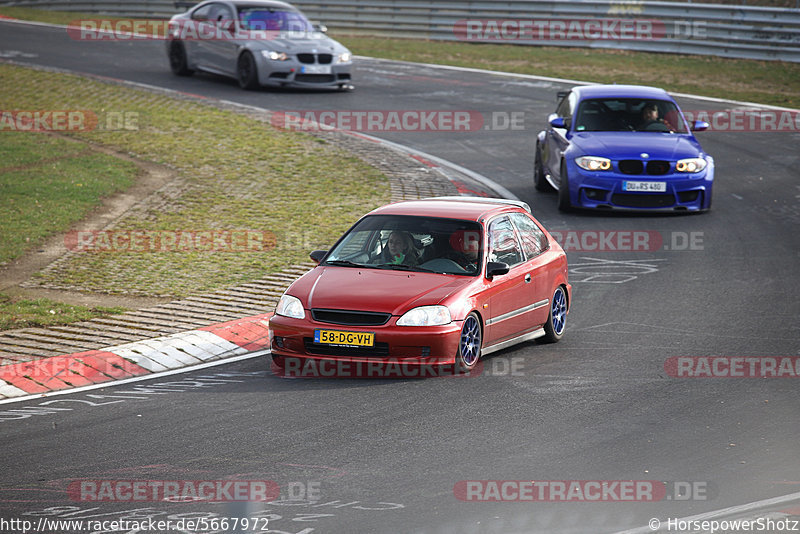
[456,312,482,372]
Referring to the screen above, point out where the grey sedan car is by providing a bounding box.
[166,0,353,90]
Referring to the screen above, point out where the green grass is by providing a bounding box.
[0,6,135,26]
[0,133,138,265]
[1,63,390,299]
[0,293,125,330]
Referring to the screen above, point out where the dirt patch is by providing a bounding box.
[0,131,176,309]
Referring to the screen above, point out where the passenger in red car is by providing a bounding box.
[383,231,418,266]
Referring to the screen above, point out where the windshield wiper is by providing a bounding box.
[325,260,369,268]
[376,263,435,273]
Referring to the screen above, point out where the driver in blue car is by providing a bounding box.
[637,103,661,130]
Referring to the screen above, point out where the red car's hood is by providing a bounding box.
[292,266,470,315]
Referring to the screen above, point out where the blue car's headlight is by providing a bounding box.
[576,156,612,171]
[262,50,289,61]
[676,158,707,173]
[397,306,452,326]
[275,294,305,319]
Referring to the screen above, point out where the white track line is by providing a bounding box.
[0,350,269,406]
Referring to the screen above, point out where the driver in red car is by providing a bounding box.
[446,230,481,273]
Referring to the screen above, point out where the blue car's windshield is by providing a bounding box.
[574,98,688,133]
[237,8,313,32]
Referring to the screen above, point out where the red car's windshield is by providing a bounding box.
[325,215,483,276]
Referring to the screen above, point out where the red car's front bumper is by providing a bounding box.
[269,314,463,368]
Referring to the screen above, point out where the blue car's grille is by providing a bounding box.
[646,161,671,175]
[619,160,644,174]
[618,160,671,175]
[612,193,675,208]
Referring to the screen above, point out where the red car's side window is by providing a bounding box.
[487,216,524,267]
[509,213,548,260]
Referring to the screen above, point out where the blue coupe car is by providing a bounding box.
[534,85,714,212]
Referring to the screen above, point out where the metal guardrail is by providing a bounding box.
[2,0,799,62]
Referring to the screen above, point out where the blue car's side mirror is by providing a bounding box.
[691,120,709,132]
[549,116,566,129]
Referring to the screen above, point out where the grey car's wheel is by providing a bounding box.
[534,143,551,192]
[455,312,482,372]
[540,285,567,343]
[557,161,572,212]
[237,51,260,90]
[168,41,194,76]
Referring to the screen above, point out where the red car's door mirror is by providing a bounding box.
[310,250,327,263]
[486,261,510,279]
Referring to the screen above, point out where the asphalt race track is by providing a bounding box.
[1,20,799,534]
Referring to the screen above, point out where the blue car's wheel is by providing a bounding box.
[558,162,572,211]
[456,312,482,372]
[237,51,260,90]
[541,286,567,343]
[534,143,551,192]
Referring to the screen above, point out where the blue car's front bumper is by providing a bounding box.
[565,158,714,212]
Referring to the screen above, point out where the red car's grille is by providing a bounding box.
[304,339,391,358]
[312,309,391,326]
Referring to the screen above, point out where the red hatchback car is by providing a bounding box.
[269,197,571,375]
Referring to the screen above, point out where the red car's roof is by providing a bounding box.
[368,197,530,222]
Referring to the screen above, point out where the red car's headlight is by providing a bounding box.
[397,306,452,327]
[275,294,305,319]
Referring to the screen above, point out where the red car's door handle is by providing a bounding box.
[525,273,532,283]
